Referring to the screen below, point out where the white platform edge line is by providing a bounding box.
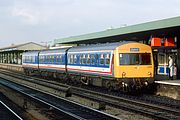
[155,81,180,86]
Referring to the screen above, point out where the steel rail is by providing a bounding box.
[0,101,23,120]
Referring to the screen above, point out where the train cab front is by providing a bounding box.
[114,42,154,92]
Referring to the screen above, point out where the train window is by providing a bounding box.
[74,55,77,64]
[39,56,41,63]
[33,56,35,63]
[51,56,53,63]
[48,56,51,63]
[120,53,151,65]
[95,54,98,65]
[82,54,86,64]
[48,56,50,63]
[91,54,95,65]
[29,56,31,62]
[140,53,151,65]
[30,56,32,62]
[59,55,63,64]
[55,55,58,63]
[70,54,74,64]
[62,55,65,64]
[68,55,70,64]
[100,54,105,65]
[51,56,53,62]
[80,54,83,64]
[87,54,90,64]
[42,56,45,63]
[44,56,46,63]
[25,56,27,62]
[105,54,110,65]
[24,56,26,62]
[30,56,32,63]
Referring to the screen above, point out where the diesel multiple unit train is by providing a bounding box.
[22,41,154,92]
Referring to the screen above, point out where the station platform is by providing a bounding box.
[155,80,180,100]
[0,63,23,72]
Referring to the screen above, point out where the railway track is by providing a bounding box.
[0,68,180,120]
[0,78,120,120]
[0,100,23,120]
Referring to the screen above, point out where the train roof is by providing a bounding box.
[39,47,69,54]
[22,50,39,56]
[68,41,135,52]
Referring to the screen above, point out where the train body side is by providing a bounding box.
[38,48,68,73]
[66,42,127,79]
[22,51,39,74]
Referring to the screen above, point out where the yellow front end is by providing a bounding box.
[114,43,154,79]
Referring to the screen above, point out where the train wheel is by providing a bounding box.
[25,70,29,75]
[106,82,113,91]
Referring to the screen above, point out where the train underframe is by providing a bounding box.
[23,68,154,92]
[67,73,154,92]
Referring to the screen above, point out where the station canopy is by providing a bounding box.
[54,16,180,45]
[0,42,47,52]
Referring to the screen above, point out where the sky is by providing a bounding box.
[0,0,180,47]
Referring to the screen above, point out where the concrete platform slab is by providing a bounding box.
[155,80,180,100]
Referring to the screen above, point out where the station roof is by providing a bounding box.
[0,42,47,52]
[54,16,180,44]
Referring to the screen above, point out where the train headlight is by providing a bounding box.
[144,82,148,86]
[148,72,152,76]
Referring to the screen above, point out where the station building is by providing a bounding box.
[0,42,47,64]
[54,16,180,80]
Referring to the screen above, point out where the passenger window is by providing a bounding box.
[82,54,86,64]
[55,55,58,63]
[39,56,42,63]
[105,54,110,66]
[95,54,98,65]
[80,54,83,64]
[70,54,73,64]
[42,56,45,63]
[91,54,95,65]
[49,56,51,63]
[52,56,54,63]
[59,55,62,64]
[74,55,77,64]
[62,55,64,63]
[87,54,90,64]
[48,56,51,63]
[31,56,33,63]
[100,54,105,65]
